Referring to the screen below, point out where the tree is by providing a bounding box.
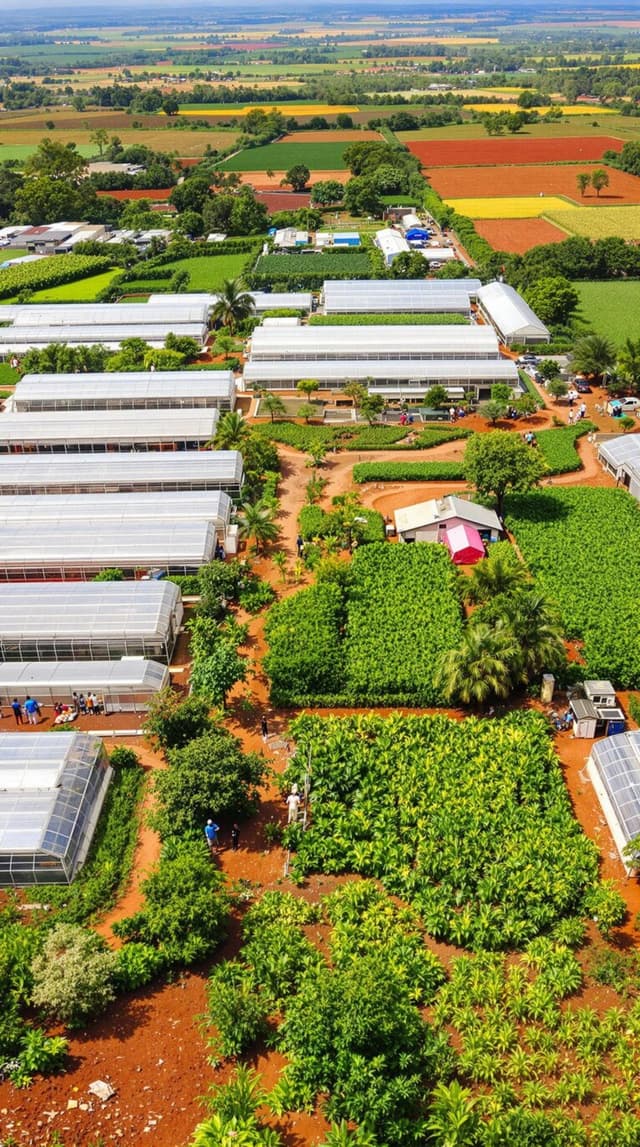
[591,168,610,197]
[572,333,616,382]
[169,268,190,292]
[461,545,530,606]
[463,430,548,518]
[617,337,640,394]
[261,392,286,422]
[214,410,250,450]
[298,402,316,424]
[143,688,213,751]
[537,358,561,381]
[31,924,117,1027]
[211,278,256,333]
[311,180,345,206]
[162,95,179,116]
[436,622,519,706]
[239,500,279,553]
[170,175,212,215]
[297,378,319,401]
[514,393,539,418]
[282,164,310,192]
[480,399,507,425]
[547,378,569,401]
[524,276,579,327]
[153,727,265,836]
[576,172,591,197]
[343,381,367,414]
[190,643,247,707]
[390,251,428,280]
[360,392,385,425]
[424,385,448,409]
[504,591,566,682]
[213,332,239,360]
[173,210,204,238]
[24,138,87,183]
[620,414,636,433]
[90,127,109,156]
[336,113,354,129]
[343,177,384,218]
[491,383,513,405]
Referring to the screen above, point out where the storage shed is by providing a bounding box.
[249,325,500,362]
[332,232,360,247]
[444,523,485,565]
[11,371,236,413]
[0,581,183,663]
[598,435,640,501]
[374,229,410,266]
[587,731,640,872]
[0,410,219,453]
[0,733,112,886]
[0,451,244,496]
[476,281,550,346]
[395,495,502,544]
[0,660,169,714]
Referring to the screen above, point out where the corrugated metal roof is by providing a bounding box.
[0,450,243,488]
[395,495,502,535]
[0,491,232,527]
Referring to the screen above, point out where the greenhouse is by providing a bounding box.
[476,282,550,345]
[0,490,232,533]
[322,279,481,314]
[0,324,207,353]
[11,371,236,413]
[5,302,209,327]
[146,291,314,313]
[598,435,640,501]
[0,410,219,453]
[0,520,216,580]
[0,733,112,886]
[0,581,184,663]
[0,451,244,496]
[244,358,518,399]
[249,325,500,361]
[0,660,169,713]
[587,731,640,873]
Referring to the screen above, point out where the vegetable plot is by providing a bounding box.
[0,254,112,300]
[506,486,640,686]
[285,711,601,950]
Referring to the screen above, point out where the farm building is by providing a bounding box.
[322,279,481,314]
[147,291,314,314]
[444,524,485,566]
[587,731,640,873]
[0,324,207,353]
[0,491,232,535]
[0,451,244,496]
[394,495,502,544]
[598,435,640,499]
[332,232,360,248]
[374,228,410,266]
[0,301,208,327]
[10,371,236,413]
[243,358,519,401]
[476,282,550,345]
[0,581,184,663]
[0,410,219,453]
[419,248,456,264]
[0,661,169,715]
[569,680,625,740]
[249,325,501,361]
[0,520,216,581]
[0,733,112,886]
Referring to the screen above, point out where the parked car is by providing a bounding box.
[518,354,538,364]
[575,380,592,393]
[607,397,640,414]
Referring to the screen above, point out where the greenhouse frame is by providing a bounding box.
[0,451,244,495]
[0,660,169,713]
[322,279,481,314]
[244,358,519,398]
[11,371,236,413]
[0,519,216,580]
[598,435,640,501]
[0,490,232,533]
[0,410,219,453]
[249,325,500,361]
[0,581,184,663]
[587,731,640,873]
[0,733,113,886]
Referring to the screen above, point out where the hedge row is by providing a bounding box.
[0,254,113,300]
[353,461,466,483]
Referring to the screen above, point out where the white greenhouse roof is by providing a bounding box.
[588,731,640,860]
[0,450,244,491]
[5,303,209,327]
[395,495,502,535]
[323,279,480,314]
[375,229,410,257]
[476,281,550,341]
[250,325,500,360]
[243,359,518,385]
[0,491,232,528]
[146,291,314,313]
[0,582,182,642]
[0,660,169,694]
[0,409,218,445]
[598,435,640,474]
[0,325,207,351]
[15,371,235,401]
[0,520,216,570]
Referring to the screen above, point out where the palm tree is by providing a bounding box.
[211,278,256,334]
[435,622,519,707]
[617,337,640,395]
[238,500,279,553]
[571,333,616,384]
[462,549,530,606]
[213,410,250,451]
[504,591,566,683]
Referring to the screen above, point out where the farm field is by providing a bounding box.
[237,169,350,188]
[220,141,351,172]
[406,136,624,167]
[140,254,250,291]
[574,280,640,344]
[397,116,639,141]
[446,195,573,218]
[97,188,174,201]
[464,102,617,115]
[474,217,569,253]
[178,103,359,117]
[0,142,97,162]
[545,203,640,238]
[278,129,381,143]
[28,269,121,302]
[0,109,240,159]
[428,162,640,204]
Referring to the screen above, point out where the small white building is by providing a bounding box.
[374,228,410,266]
[419,247,456,264]
[587,731,640,873]
[476,281,550,346]
[598,435,640,500]
[394,495,502,544]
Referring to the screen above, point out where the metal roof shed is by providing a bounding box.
[12,371,236,413]
[0,490,232,531]
[476,281,550,345]
[249,325,500,362]
[587,731,640,872]
[598,436,640,500]
[0,450,244,495]
[0,519,216,580]
[0,410,218,453]
[0,581,183,663]
[374,229,410,265]
[444,523,485,565]
[0,733,112,886]
[0,660,169,714]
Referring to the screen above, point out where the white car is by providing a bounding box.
[607,397,640,414]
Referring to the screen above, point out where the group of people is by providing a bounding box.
[448,406,467,423]
[523,430,538,447]
[204,819,240,854]
[6,690,104,725]
[10,696,41,725]
[567,403,588,424]
[71,691,102,716]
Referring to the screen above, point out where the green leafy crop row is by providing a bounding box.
[309,312,468,326]
[354,460,465,482]
[0,254,112,299]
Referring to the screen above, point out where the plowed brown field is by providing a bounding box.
[475,217,570,253]
[97,187,174,200]
[255,190,312,212]
[409,136,623,167]
[238,169,350,188]
[429,162,640,203]
[279,129,381,143]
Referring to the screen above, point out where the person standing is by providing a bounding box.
[261,714,269,742]
[11,698,23,725]
[231,823,240,851]
[24,696,39,726]
[204,819,220,854]
[78,693,87,715]
[286,784,301,825]
[72,691,80,714]
[86,693,95,716]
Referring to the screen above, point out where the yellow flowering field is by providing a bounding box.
[465,103,617,115]
[544,204,640,239]
[177,103,359,116]
[446,196,574,219]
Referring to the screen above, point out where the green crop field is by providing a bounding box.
[396,116,634,141]
[155,254,250,290]
[220,141,350,171]
[544,204,640,239]
[0,143,97,162]
[575,280,640,344]
[29,269,120,303]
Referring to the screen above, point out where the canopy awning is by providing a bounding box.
[444,523,485,565]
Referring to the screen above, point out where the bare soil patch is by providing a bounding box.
[475,216,570,253]
[410,136,623,167]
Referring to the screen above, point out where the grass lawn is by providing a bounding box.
[156,254,250,290]
[0,363,19,387]
[575,280,640,345]
[0,142,97,162]
[29,269,121,303]
[220,140,350,172]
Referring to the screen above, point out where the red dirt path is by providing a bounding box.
[475,217,570,253]
[409,136,623,167]
[429,161,640,203]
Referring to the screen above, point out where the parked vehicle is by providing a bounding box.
[607,397,640,414]
[575,380,592,393]
[518,354,538,364]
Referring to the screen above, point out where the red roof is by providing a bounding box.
[255,190,312,214]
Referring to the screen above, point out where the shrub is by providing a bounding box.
[143,688,214,751]
[264,583,346,705]
[113,943,167,991]
[353,461,465,483]
[30,924,117,1027]
[206,963,269,1060]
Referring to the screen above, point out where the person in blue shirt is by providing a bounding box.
[24,696,40,726]
[204,819,220,854]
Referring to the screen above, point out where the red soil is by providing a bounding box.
[429,162,640,203]
[96,188,174,201]
[238,170,350,189]
[254,190,312,213]
[475,217,570,253]
[409,136,623,168]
